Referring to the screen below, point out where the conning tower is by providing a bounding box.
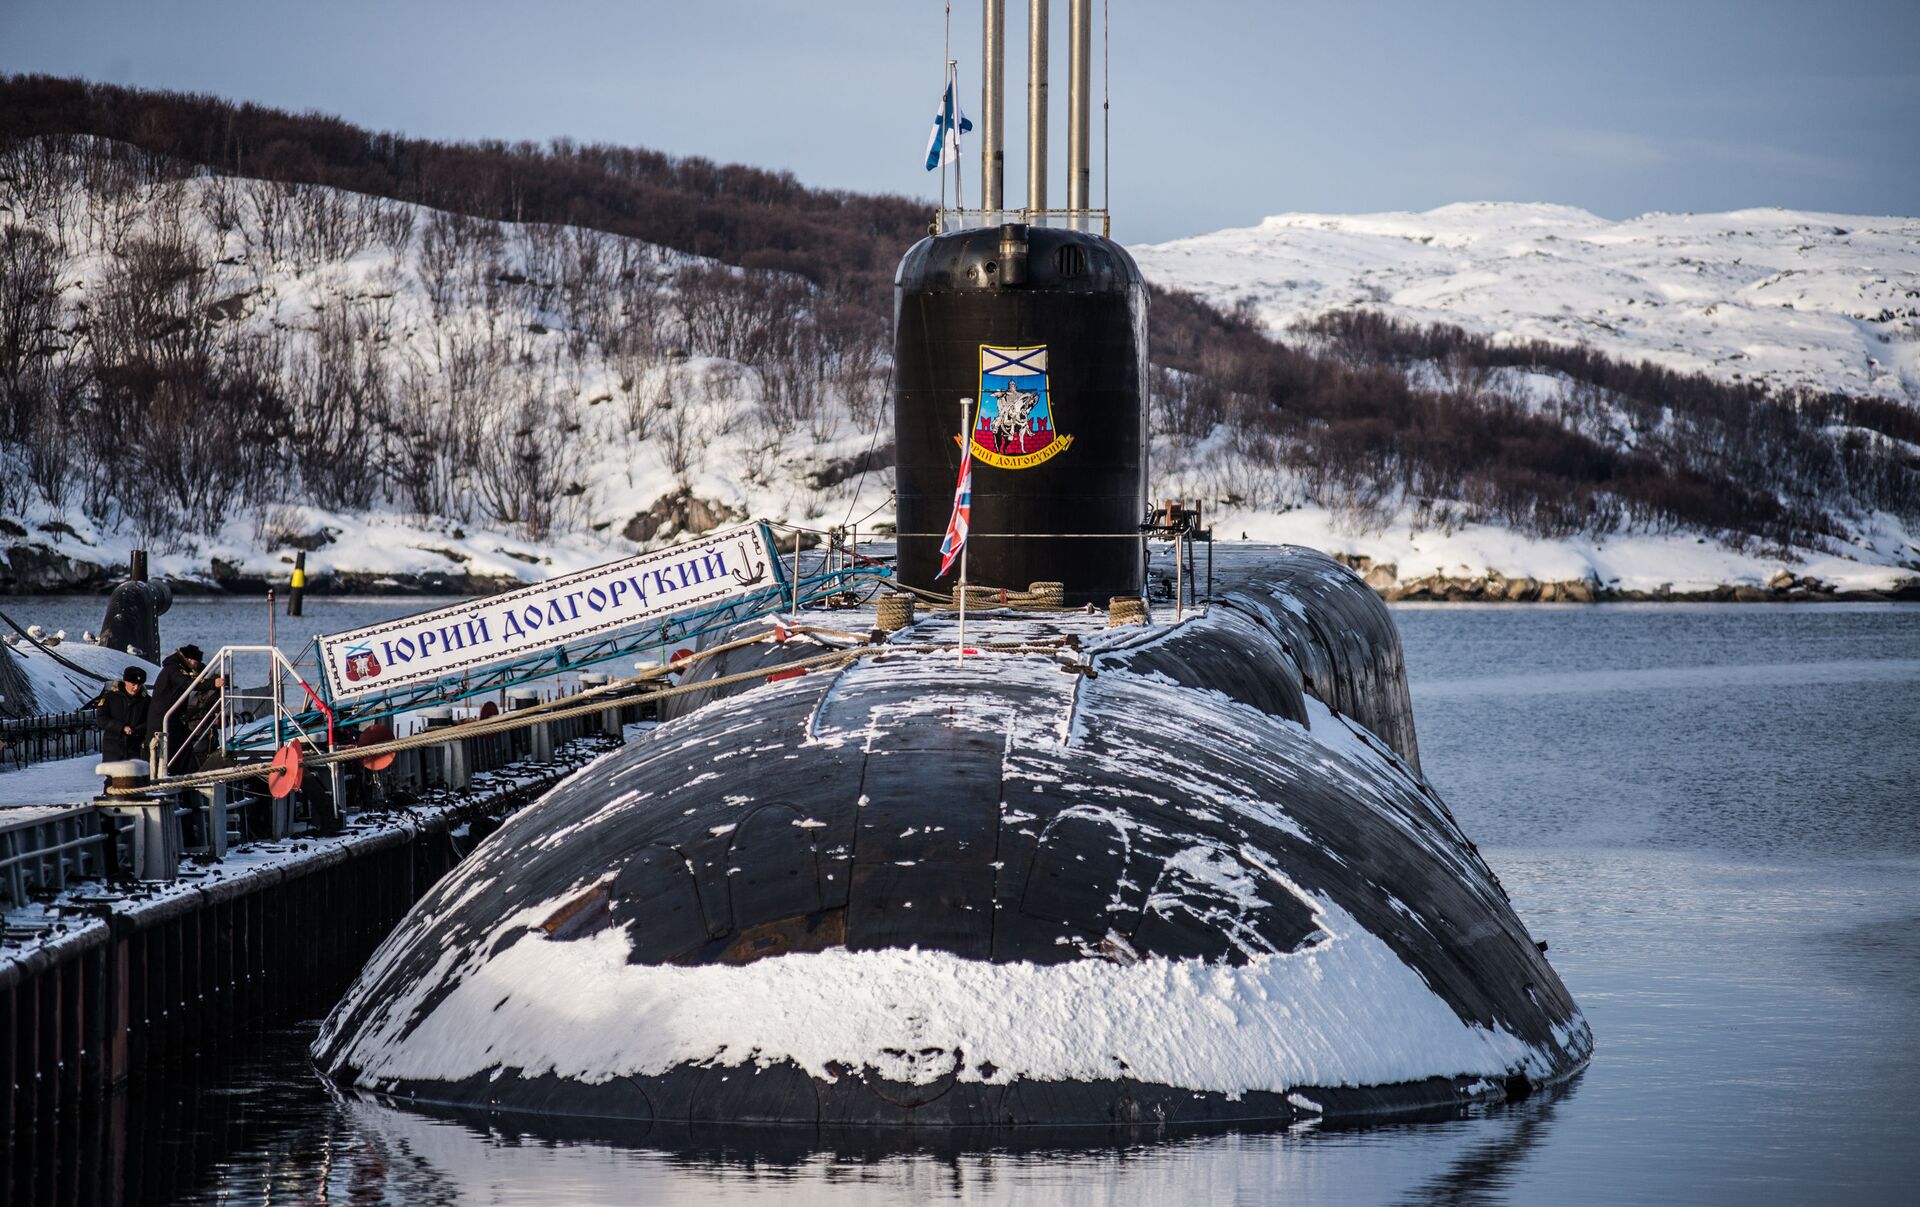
[895,0,1146,606]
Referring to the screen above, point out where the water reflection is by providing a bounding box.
[14,1016,1578,1207]
[307,1082,1577,1207]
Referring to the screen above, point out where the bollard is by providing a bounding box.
[578,674,621,737]
[420,708,466,789]
[507,692,538,759]
[93,761,182,880]
[196,784,230,858]
[512,692,552,761]
[309,762,345,833]
[266,784,294,839]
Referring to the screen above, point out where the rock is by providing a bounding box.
[1537,582,1559,603]
[807,444,895,492]
[1765,570,1795,591]
[274,526,340,552]
[1731,586,1771,602]
[623,490,745,544]
[1560,579,1596,604]
[1363,562,1399,591]
[1505,576,1539,601]
[0,543,112,593]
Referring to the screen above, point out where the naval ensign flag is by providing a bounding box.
[925,77,973,171]
[937,433,973,579]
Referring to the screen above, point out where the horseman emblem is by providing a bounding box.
[970,344,1072,469]
[343,644,381,683]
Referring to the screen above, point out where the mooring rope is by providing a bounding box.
[105,633,1079,797]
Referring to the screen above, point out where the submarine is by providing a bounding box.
[314,2,1590,1129]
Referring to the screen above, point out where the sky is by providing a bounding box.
[2,0,1914,243]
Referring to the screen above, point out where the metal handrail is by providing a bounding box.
[935,207,1110,236]
[154,645,333,770]
[247,561,893,743]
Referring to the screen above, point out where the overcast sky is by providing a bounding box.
[3,0,1914,243]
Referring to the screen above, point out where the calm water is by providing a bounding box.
[1,594,457,676]
[18,597,1920,1205]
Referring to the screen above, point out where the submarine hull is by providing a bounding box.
[314,551,1590,1127]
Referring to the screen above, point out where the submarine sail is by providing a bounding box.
[313,0,1590,1130]
[893,221,1149,604]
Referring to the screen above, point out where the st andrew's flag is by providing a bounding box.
[925,76,973,171]
[937,435,973,579]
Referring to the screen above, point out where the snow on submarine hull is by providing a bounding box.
[313,549,1591,1128]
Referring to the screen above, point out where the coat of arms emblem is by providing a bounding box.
[343,643,382,682]
[969,344,1071,469]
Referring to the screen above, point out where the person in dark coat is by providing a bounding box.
[147,644,206,772]
[95,666,150,762]
[172,667,225,774]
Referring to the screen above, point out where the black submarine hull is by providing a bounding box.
[314,550,1590,1127]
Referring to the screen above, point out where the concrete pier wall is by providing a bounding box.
[0,723,629,1201]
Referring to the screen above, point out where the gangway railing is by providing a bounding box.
[224,558,892,750]
[154,646,334,773]
[936,207,1110,236]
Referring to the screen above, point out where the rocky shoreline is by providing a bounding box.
[5,541,1917,603]
[1330,555,1920,603]
[0,542,529,598]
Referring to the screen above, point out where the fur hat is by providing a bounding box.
[123,665,148,685]
[179,644,204,663]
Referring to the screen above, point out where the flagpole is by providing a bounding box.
[957,394,971,664]
[951,60,964,213]
[940,7,950,215]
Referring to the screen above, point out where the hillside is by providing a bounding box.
[1133,203,1920,405]
[0,137,895,592]
[2,79,1917,599]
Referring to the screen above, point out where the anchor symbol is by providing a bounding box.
[731,542,769,587]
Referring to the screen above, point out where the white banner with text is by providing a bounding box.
[316,523,781,700]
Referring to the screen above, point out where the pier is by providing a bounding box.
[0,686,648,1205]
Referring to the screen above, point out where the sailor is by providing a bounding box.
[173,666,226,774]
[94,666,150,761]
[148,644,205,770]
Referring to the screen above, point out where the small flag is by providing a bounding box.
[936,437,973,579]
[924,77,973,172]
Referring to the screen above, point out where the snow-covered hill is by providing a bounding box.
[2,137,1915,600]
[0,139,893,592]
[1132,203,1920,404]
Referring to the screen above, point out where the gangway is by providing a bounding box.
[214,526,890,752]
[154,645,334,775]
